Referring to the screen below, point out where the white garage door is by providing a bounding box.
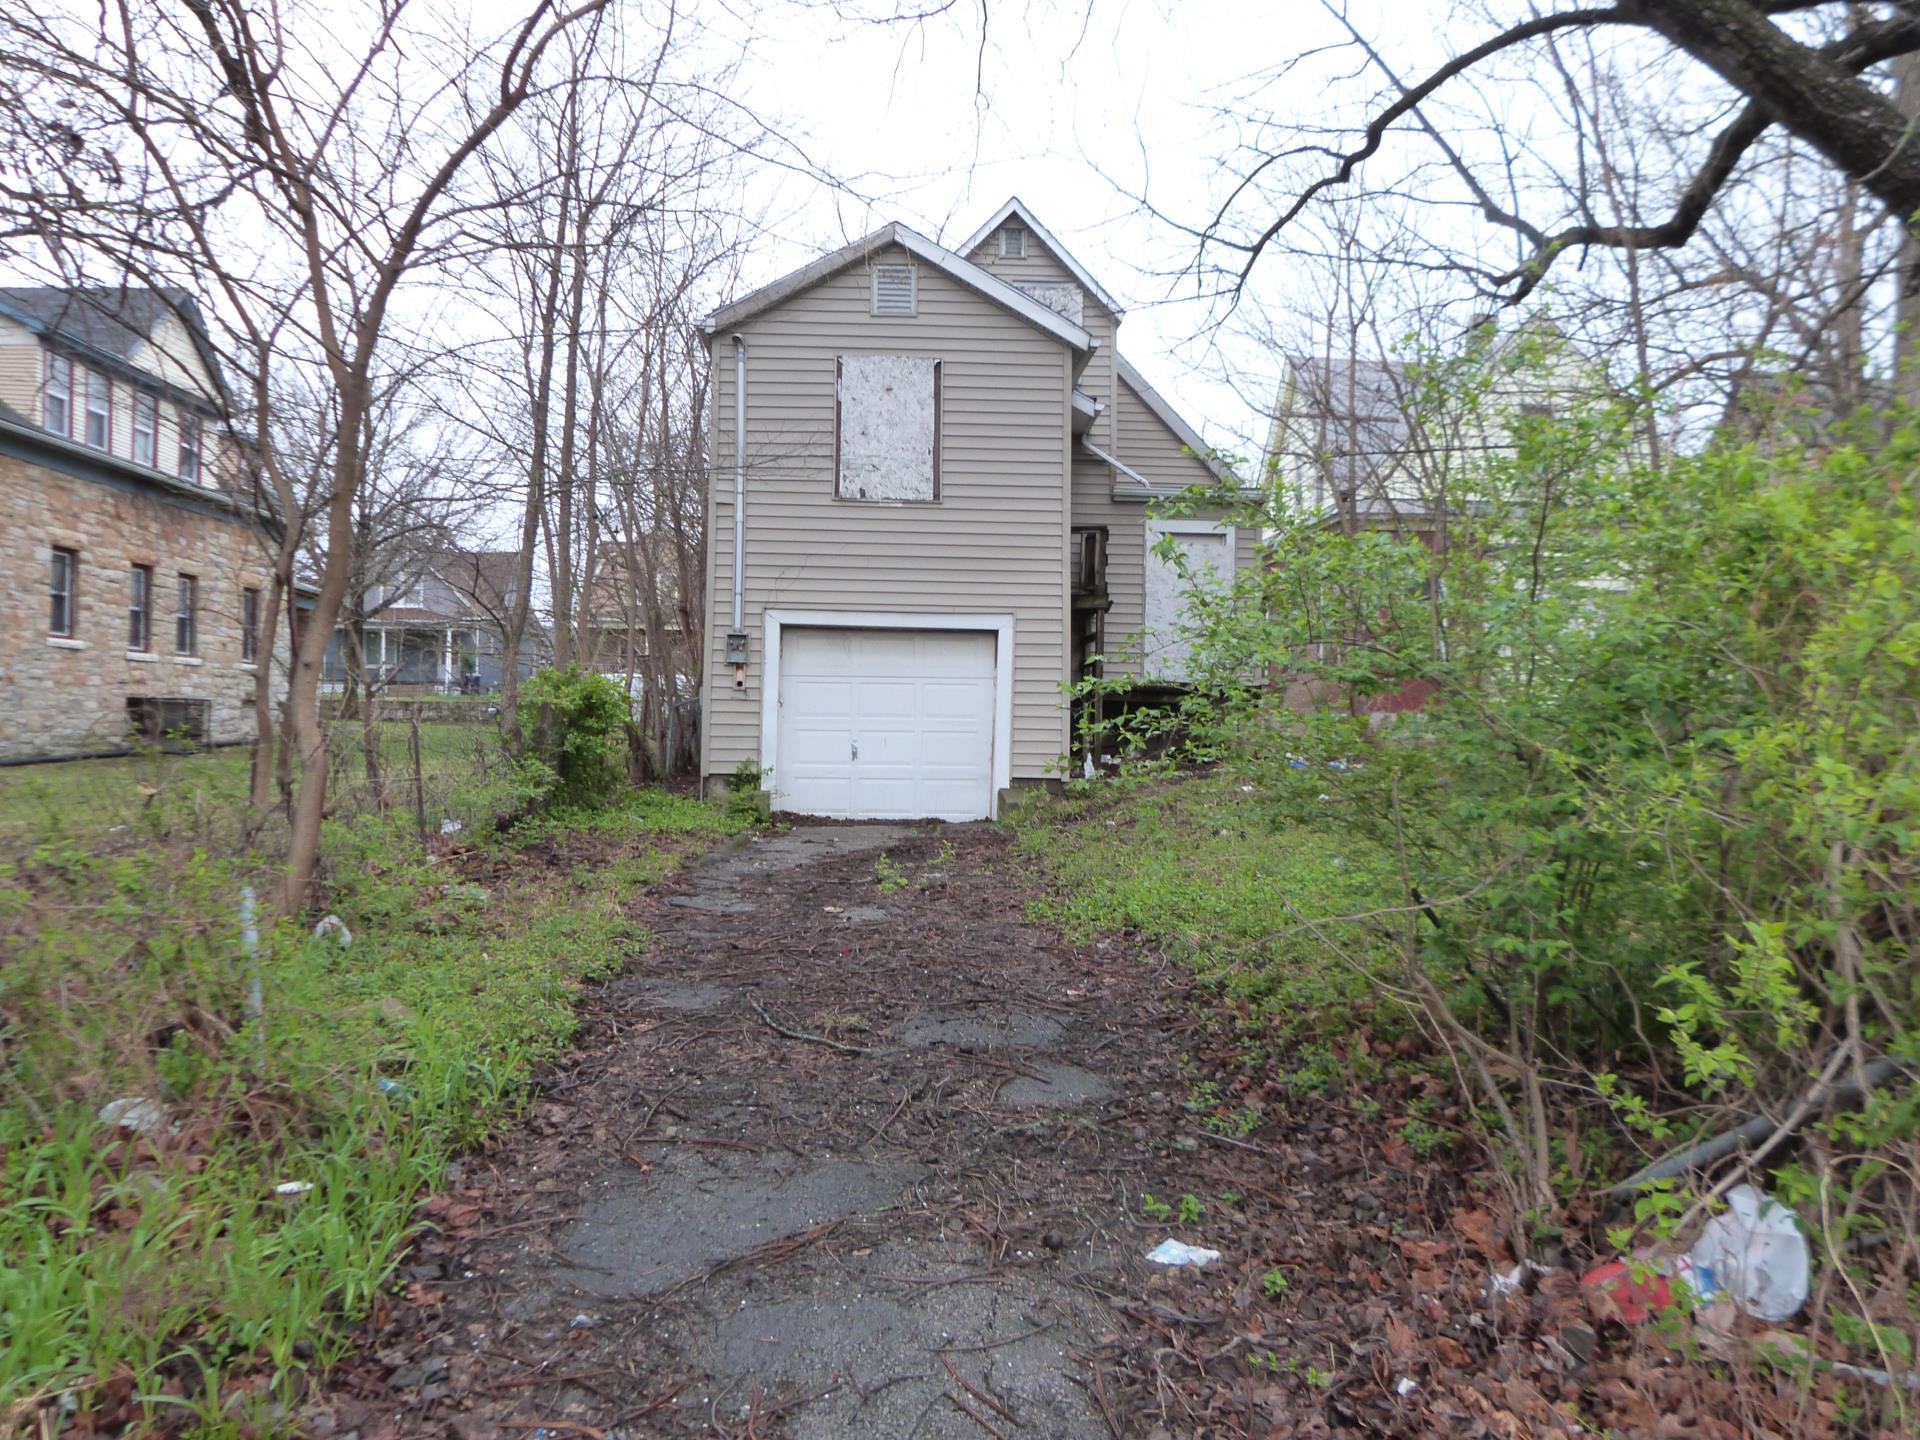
[775,627,996,820]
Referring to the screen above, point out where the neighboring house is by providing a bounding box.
[322,550,543,695]
[1262,324,1604,716]
[697,197,1253,821]
[0,285,287,761]
[1264,323,1599,529]
[575,549,693,683]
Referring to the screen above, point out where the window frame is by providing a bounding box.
[241,586,260,663]
[84,371,112,450]
[132,391,158,468]
[129,563,152,652]
[178,412,203,482]
[832,354,943,505]
[174,573,197,656]
[43,353,73,437]
[49,546,78,638]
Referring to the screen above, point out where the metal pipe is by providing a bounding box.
[732,334,747,633]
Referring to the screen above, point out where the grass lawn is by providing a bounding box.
[0,789,751,1436]
[1010,762,1405,1087]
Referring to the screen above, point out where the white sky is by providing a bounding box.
[695,0,1403,463]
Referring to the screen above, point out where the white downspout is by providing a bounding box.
[731,335,747,634]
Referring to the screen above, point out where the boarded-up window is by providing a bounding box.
[870,262,916,316]
[835,354,941,503]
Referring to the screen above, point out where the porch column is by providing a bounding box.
[442,627,454,693]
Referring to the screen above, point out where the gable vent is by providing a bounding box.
[871,262,916,316]
[1000,226,1026,258]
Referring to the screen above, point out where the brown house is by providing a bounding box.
[0,286,285,761]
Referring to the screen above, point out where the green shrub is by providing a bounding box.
[1052,331,1919,1378]
[522,665,631,810]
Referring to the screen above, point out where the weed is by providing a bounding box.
[1177,1192,1205,1225]
[1141,1193,1174,1222]
[1399,1118,1456,1159]
[0,788,727,1431]
[873,854,912,894]
[1261,1266,1292,1298]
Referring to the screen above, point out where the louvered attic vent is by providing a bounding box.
[871,262,916,316]
[1000,226,1026,258]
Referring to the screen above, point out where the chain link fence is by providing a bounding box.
[0,705,523,868]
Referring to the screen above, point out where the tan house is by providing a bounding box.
[0,286,283,761]
[698,198,1252,820]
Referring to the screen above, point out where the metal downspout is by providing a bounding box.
[732,335,747,634]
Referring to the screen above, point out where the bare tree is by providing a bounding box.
[1205,2,1920,305]
[1,0,614,909]
[449,6,753,761]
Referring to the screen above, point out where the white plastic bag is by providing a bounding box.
[1689,1185,1809,1322]
[1146,1239,1220,1268]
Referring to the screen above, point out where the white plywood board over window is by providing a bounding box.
[1143,520,1232,683]
[837,354,939,502]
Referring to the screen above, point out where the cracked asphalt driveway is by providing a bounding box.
[315,820,1211,1439]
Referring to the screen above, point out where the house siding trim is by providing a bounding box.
[958,197,1128,320]
[758,608,1015,818]
[0,414,260,528]
[1116,356,1231,483]
[702,222,1093,354]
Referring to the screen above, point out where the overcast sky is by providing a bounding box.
[696,0,1403,463]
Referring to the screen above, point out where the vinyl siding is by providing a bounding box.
[0,318,38,420]
[0,321,228,492]
[703,244,1073,789]
[965,232,1117,453]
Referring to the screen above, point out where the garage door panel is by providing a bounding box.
[852,632,923,670]
[855,678,919,719]
[775,626,996,820]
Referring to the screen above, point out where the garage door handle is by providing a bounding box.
[850,739,859,761]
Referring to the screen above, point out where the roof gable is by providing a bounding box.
[959,198,1126,321]
[700,223,1092,352]
[1117,355,1230,483]
[0,286,230,409]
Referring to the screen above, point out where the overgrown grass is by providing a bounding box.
[0,787,743,1435]
[1010,762,1403,1081]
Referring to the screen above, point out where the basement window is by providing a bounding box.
[126,696,210,750]
[870,262,916,316]
[835,354,941,502]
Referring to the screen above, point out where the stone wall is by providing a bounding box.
[0,438,283,762]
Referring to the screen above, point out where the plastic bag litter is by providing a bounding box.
[1146,1239,1221,1268]
[98,1097,172,1136]
[313,914,353,947]
[1690,1184,1809,1322]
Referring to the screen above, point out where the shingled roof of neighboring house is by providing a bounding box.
[0,285,230,406]
[1271,353,1420,500]
[367,550,525,627]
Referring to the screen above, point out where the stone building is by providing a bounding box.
[0,287,285,762]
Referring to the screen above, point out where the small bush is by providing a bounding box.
[522,665,631,810]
